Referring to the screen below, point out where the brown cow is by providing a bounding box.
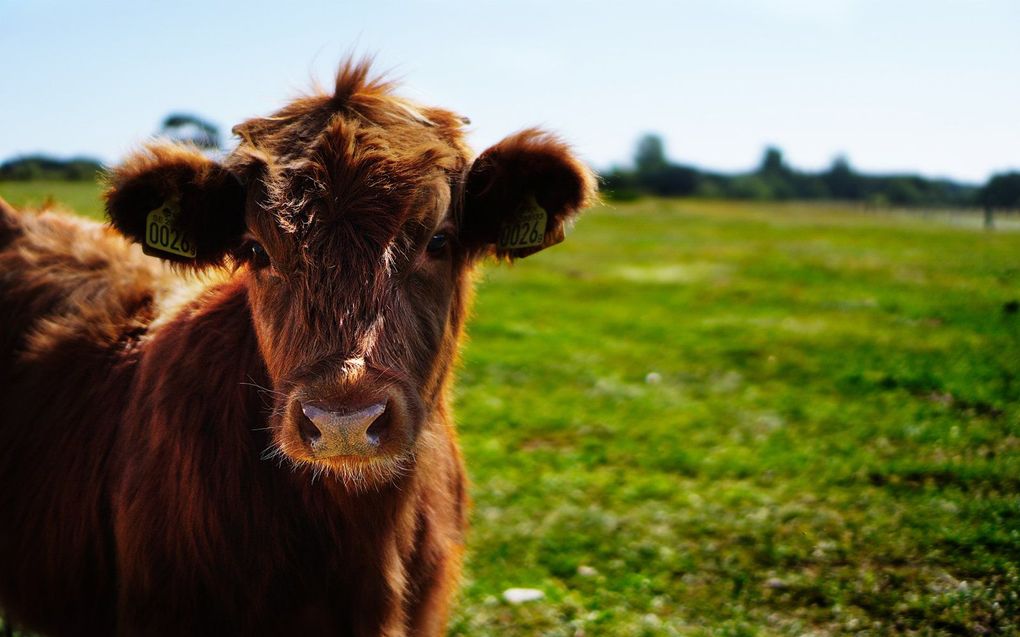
[0,60,595,636]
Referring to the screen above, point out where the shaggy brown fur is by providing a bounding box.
[0,59,595,636]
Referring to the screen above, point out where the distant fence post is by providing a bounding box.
[984,206,994,230]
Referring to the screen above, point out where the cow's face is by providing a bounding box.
[105,63,595,486]
[232,114,472,485]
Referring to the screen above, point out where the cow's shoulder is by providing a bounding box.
[0,205,180,362]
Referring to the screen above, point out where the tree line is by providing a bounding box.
[603,134,1020,209]
[4,125,1018,210]
[0,113,221,182]
[0,155,103,181]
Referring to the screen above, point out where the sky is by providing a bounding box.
[1,0,1018,183]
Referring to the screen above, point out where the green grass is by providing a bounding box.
[2,182,1019,635]
[0,179,106,220]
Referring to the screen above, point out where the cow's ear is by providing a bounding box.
[104,143,246,268]
[460,129,597,259]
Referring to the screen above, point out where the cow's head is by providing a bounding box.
[105,61,595,485]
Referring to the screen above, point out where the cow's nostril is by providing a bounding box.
[297,412,322,445]
[366,409,389,445]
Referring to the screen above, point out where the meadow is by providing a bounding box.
[1,182,1018,636]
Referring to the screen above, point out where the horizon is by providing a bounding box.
[2,0,1018,184]
[0,138,993,188]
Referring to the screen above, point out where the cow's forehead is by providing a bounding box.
[228,62,472,272]
[241,135,459,284]
[247,127,456,254]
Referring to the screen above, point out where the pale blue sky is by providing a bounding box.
[2,0,1017,182]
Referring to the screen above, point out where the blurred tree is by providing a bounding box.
[823,155,862,200]
[795,175,830,199]
[642,164,699,197]
[601,135,979,207]
[729,175,774,200]
[980,172,1020,208]
[0,155,102,181]
[627,134,700,197]
[884,176,925,206]
[64,158,103,181]
[600,168,641,201]
[758,146,790,177]
[754,147,799,199]
[160,113,221,150]
[634,134,668,174]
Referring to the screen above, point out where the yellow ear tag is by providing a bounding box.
[144,199,197,258]
[497,196,547,250]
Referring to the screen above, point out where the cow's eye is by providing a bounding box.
[426,233,449,254]
[248,242,271,269]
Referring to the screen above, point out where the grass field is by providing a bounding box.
[1,181,1018,636]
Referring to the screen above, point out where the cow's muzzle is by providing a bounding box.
[297,400,390,458]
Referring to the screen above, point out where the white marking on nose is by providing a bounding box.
[358,315,385,358]
[381,245,397,276]
[342,356,366,381]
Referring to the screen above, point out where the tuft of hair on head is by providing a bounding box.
[229,55,462,162]
[331,55,393,106]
